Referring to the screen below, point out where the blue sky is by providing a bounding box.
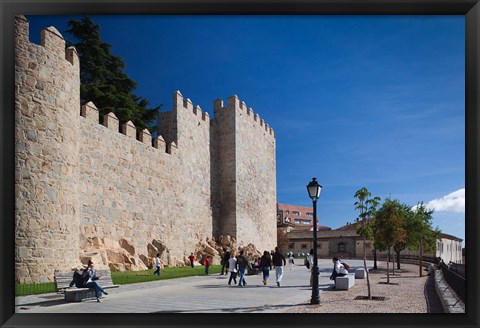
[26,15,465,244]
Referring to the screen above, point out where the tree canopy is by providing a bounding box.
[354,187,381,239]
[375,198,407,252]
[66,16,161,132]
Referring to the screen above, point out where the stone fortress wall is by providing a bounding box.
[14,16,277,283]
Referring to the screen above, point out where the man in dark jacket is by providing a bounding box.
[236,250,248,287]
[272,247,286,287]
[221,248,230,275]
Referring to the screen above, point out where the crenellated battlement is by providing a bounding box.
[15,16,79,68]
[212,94,275,138]
[80,100,176,155]
[172,90,210,123]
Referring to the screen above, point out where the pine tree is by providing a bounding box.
[66,16,160,132]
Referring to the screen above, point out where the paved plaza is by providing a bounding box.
[15,259,373,313]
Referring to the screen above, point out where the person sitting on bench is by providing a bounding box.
[82,260,108,302]
[329,257,348,281]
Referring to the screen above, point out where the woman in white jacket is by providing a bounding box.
[329,257,348,281]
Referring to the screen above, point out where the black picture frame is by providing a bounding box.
[1,1,478,327]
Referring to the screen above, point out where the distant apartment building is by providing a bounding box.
[277,203,331,233]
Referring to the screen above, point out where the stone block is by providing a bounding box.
[355,267,368,279]
[336,273,355,290]
[103,112,119,132]
[119,238,135,256]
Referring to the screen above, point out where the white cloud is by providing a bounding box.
[414,188,465,213]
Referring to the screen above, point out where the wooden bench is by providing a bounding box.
[55,269,119,302]
[335,273,355,290]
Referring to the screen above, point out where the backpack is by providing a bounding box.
[304,258,310,269]
[70,271,86,288]
[341,262,350,270]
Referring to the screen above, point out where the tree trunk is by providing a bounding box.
[387,246,390,284]
[363,236,371,299]
[373,246,378,270]
[392,250,395,275]
[396,250,401,270]
[419,238,423,277]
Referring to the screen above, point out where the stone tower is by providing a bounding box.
[15,16,81,283]
[211,96,277,253]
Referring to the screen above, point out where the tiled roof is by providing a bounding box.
[278,203,313,214]
[292,225,331,231]
[287,228,360,239]
[440,233,463,242]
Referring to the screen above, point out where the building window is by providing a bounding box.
[301,244,308,249]
[306,212,313,217]
[293,211,300,216]
[294,219,301,224]
[285,210,289,214]
[288,243,294,249]
[338,242,346,252]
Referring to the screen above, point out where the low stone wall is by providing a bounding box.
[432,266,465,313]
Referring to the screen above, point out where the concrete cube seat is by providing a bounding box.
[335,273,355,290]
[355,267,368,279]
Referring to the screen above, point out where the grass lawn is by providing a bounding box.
[111,265,222,284]
[15,265,222,296]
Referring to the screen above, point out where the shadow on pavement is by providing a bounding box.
[152,303,307,313]
[195,284,312,289]
[424,272,445,313]
[16,298,66,308]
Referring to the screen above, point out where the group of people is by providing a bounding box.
[187,253,213,275]
[187,247,350,288]
[218,247,287,287]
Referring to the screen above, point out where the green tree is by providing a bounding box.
[277,228,290,253]
[392,202,415,270]
[354,187,381,300]
[66,16,161,132]
[375,198,407,284]
[409,202,441,276]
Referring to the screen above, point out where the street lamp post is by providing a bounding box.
[307,177,322,305]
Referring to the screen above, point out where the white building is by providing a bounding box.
[436,233,463,264]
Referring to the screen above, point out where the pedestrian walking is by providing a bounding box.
[188,253,195,268]
[308,249,315,286]
[221,248,230,275]
[272,247,286,287]
[227,253,238,286]
[288,252,294,270]
[259,250,272,285]
[204,256,211,276]
[236,250,248,287]
[154,253,161,276]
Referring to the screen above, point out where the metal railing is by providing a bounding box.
[440,262,465,303]
[447,262,465,278]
